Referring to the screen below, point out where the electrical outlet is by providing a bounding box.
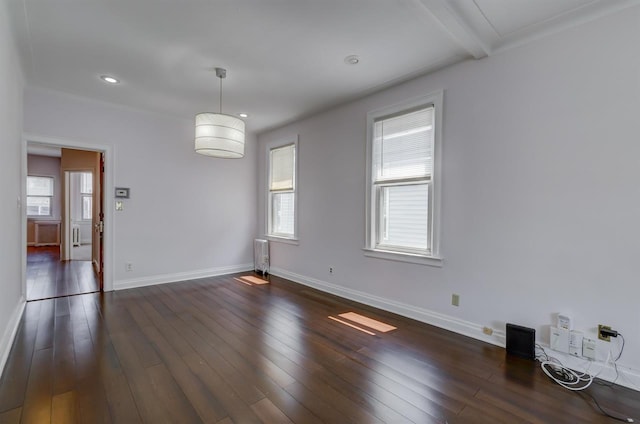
[125,262,133,272]
[329,267,333,274]
[598,324,611,342]
[451,294,460,307]
[482,326,493,336]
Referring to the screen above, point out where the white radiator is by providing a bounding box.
[72,225,81,246]
[254,239,269,275]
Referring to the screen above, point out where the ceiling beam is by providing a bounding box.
[417,0,491,59]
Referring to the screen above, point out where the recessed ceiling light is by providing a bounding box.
[344,55,360,65]
[239,113,249,118]
[100,75,119,84]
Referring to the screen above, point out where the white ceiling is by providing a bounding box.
[7,0,639,133]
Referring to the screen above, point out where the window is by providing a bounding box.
[365,92,442,265]
[80,172,93,220]
[267,138,297,240]
[27,176,54,216]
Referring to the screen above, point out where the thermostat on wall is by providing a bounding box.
[115,187,130,198]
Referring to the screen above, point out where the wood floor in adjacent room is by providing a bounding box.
[1,273,638,423]
[26,246,99,301]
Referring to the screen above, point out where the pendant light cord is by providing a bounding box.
[219,75,223,113]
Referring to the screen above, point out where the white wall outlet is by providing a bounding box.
[569,330,583,356]
[125,262,133,272]
[550,326,570,353]
[583,337,597,360]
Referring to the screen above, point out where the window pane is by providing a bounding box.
[374,107,433,181]
[80,173,93,194]
[27,176,53,196]
[378,183,429,251]
[270,144,295,191]
[82,196,92,220]
[271,192,295,236]
[27,196,51,216]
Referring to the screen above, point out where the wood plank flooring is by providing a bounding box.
[26,246,99,301]
[2,273,639,423]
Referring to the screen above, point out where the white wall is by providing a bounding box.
[24,87,258,288]
[0,0,26,376]
[258,7,640,386]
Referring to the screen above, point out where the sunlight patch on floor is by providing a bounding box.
[328,316,376,335]
[328,311,398,335]
[234,275,270,286]
[338,312,397,333]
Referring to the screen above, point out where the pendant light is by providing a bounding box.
[195,68,245,158]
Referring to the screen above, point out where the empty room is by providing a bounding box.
[1,0,639,423]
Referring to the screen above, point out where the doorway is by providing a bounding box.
[25,142,106,301]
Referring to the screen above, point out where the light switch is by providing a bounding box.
[115,201,124,211]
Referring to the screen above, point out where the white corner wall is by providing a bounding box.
[24,87,258,290]
[0,0,26,376]
[258,7,640,388]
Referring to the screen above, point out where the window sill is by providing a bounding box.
[266,236,299,246]
[362,248,443,267]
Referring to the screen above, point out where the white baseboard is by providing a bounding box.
[114,263,254,291]
[270,267,506,346]
[0,297,26,380]
[270,267,640,392]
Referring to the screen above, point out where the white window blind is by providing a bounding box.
[27,176,53,196]
[373,107,433,182]
[80,172,93,220]
[270,144,295,191]
[80,172,93,194]
[380,183,429,250]
[271,192,295,236]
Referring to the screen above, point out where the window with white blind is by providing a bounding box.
[365,92,443,265]
[80,172,93,220]
[268,138,298,239]
[27,176,54,217]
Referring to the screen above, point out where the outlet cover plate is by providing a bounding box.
[598,324,611,342]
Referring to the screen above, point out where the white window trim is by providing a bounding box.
[265,135,299,243]
[364,91,443,266]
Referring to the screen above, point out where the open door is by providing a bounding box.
[90,152,104,289]
[96,152,104,289]
[60,147,104,289]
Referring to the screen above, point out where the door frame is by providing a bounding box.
[21,133,114,294]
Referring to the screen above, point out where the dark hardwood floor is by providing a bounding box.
[26,246,99,301]
[1,273,638,423]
